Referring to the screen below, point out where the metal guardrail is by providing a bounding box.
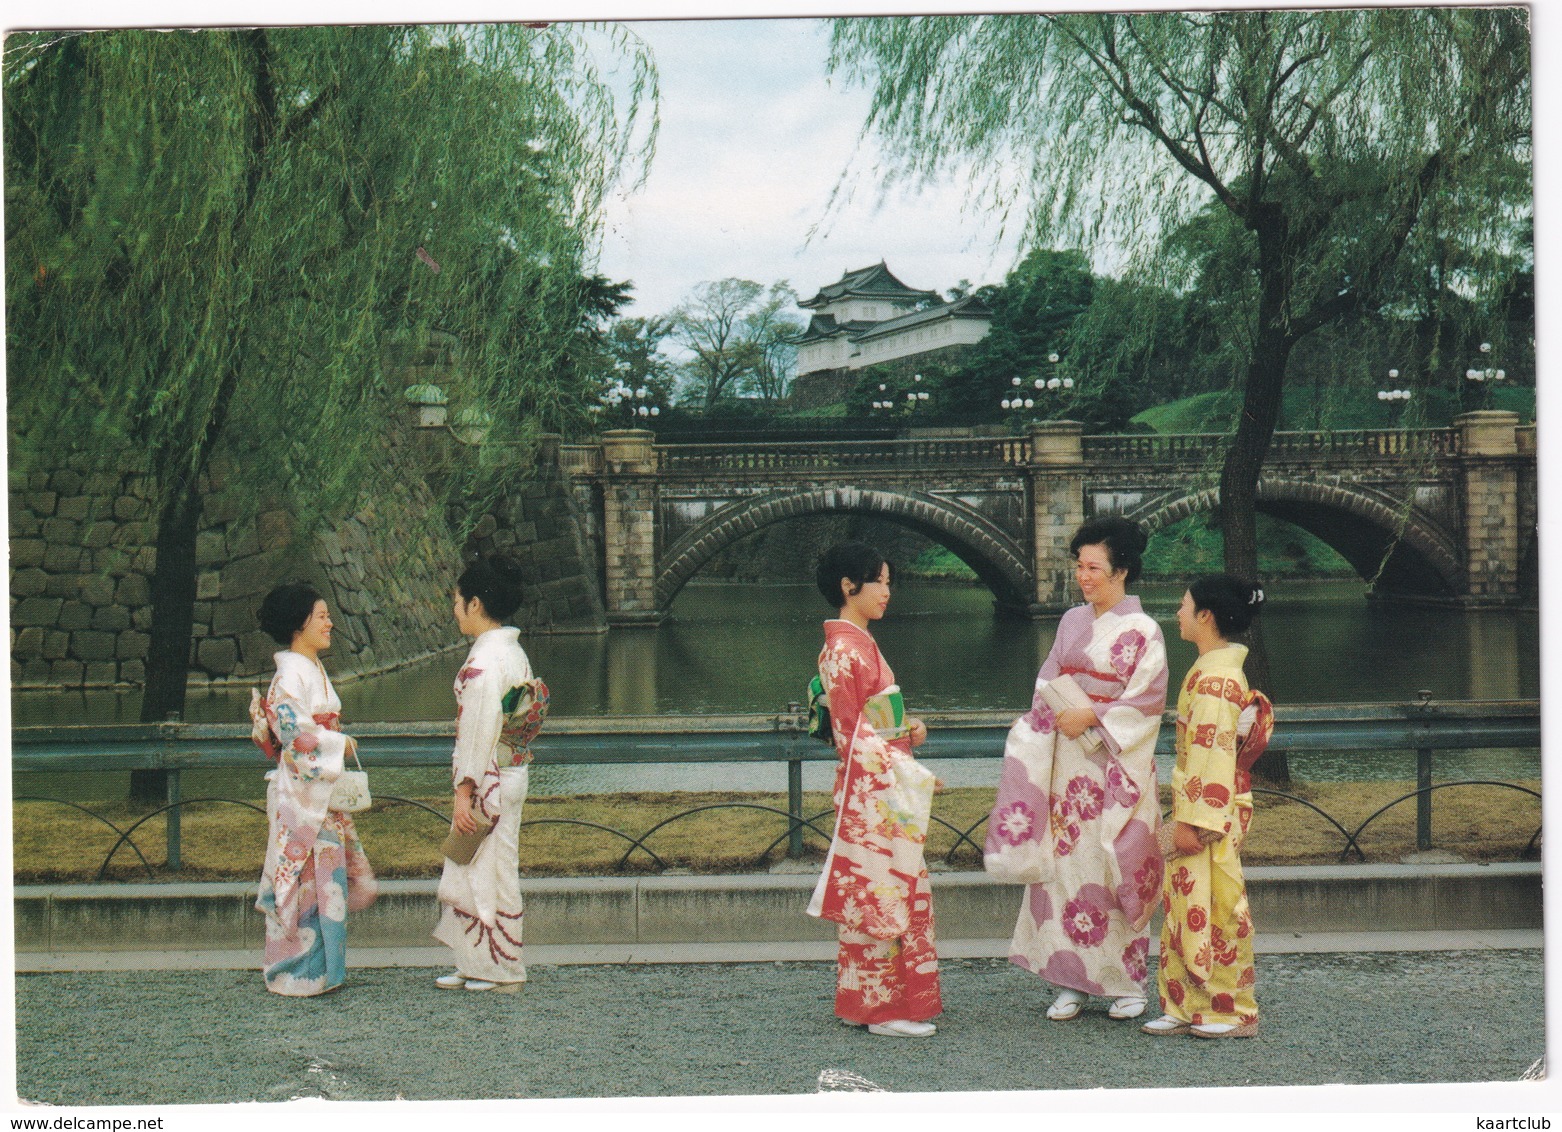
[11,698,1540,879]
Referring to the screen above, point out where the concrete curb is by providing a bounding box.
[14,862,1540,953]
[14,930,1545,974]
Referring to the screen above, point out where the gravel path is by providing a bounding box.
[14,950,1544,1104]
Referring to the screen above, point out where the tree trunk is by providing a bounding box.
[131,483,203,802]
[1219,235,1292,785]
[130,34,274,802]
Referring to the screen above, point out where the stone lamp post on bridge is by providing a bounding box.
[596,381,662,425]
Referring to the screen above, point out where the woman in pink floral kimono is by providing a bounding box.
[433,555,548,992]
[988,518,1167,1023]
[807,542,942,1038]
[254,583,378,997]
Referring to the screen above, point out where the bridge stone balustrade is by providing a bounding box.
[562,413,1534,624]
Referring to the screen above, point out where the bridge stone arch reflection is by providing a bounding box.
[653,486,1034,613]
[1121,479,1465,599]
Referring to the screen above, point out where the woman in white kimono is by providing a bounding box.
[987,518,1167,1023]
[254,583,378,997]
[434,555,548,992]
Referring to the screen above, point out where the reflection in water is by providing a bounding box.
[11,579,1539,790]
[12,580,1539,721]
[602,627,659,715]
[1464,614,1523,701]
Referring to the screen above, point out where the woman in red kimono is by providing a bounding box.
[807,542,942,1038]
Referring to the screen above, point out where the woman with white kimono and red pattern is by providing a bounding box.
[807,542,942,1038]
[254,583,378,997]
[433,555,548,993]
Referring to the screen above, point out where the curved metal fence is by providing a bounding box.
[11,697,1540,879]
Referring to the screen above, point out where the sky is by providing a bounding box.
[595,17,1023,318]
[8,0,1557,334]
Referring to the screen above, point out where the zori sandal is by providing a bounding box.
[1109,995,1148,1020]
[1046,989,1087,1021]
[1191,1020,1258,1039]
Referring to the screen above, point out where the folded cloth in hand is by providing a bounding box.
[1037,674,1103,753]
[441,826,490,865]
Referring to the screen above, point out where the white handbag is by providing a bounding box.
[327,744,371,813]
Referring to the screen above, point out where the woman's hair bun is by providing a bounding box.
[1189,573,1263,636]
[456,553,526,622]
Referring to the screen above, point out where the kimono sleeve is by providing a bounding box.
[268,663,347,779]
[819,635,878,753]
[1173,673,1243,833]
[1093,616,1168,762]
[452,660,504,787]
[1025,622,1069,730]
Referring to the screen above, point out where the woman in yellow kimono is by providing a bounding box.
[1143,574,1264,1039]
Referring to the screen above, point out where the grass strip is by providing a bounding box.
[12,780,1540,884]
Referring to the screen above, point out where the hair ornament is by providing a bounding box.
[1249,587,1264,605]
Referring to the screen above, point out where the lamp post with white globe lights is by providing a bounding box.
[998,352,1074,425]
[1463,342,1506,410]
[595,379,661,425]
[1376,369,1413,423]
[871,372,931,420]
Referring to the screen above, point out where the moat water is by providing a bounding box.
[12,579,1540,795]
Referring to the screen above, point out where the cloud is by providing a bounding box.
[598,17,1021,317]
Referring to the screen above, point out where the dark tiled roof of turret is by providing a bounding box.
[848,294,993,341]
[799,261,941,309]
[790,314,880,344]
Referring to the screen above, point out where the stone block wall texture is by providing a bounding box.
[1030,473,1085,609]
[461,438,607,635]
[785,371,856,412]
[1461,460,1521,600]
[11,460,157,691]
[602,479,659,615]
[10,430,457,690]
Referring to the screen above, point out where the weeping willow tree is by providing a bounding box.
[6,25,657,759]
[830,8,1532,707]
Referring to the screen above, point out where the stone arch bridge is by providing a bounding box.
[560,413,1535,625]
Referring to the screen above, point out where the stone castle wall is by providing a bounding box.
[9,432,459,690]
[10,425,606,691]
[11,460,158,690]
[461,437,606,635]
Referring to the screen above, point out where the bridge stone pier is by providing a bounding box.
[561,412,1535,625]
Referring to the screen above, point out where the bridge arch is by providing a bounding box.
[1125,477,1463,598]
[654,486,1035,612]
